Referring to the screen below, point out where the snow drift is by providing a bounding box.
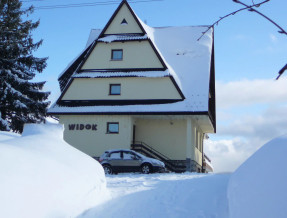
[228,134,287,218]
[0,123,108,218]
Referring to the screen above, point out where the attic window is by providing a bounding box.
[111,49,123,61]
[109,84,121,95]
[121,18,128,25]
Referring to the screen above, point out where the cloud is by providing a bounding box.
[219,105,287,140]
[205,136,273,173]
[216,77,287,109]
[205,138,254,173]
[207,77,287,173]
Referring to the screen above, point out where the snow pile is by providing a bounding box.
[228,134,287,218]
[0,131,20,142]
[80,173,230,218]
[0,124,108,218]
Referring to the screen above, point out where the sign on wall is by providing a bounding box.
[68,124,97,131]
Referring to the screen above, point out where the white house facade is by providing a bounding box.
[48,0,216,172]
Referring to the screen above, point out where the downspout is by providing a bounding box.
[202,134,205,173]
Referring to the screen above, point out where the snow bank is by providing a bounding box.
[228,134,287,218]
[0,123,108,218]
[80,173,230,218]
[0,131,20,142]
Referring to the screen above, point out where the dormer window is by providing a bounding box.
[109,84,121,95]
[111,49,123,61]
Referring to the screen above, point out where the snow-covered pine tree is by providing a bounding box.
[0,0,50,133]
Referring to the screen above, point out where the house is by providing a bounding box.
[48,0,215,173]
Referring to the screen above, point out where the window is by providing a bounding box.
[107,122,119,134]
[109,84,121,95]
[109,151,121,159]
[111,49,123,60]
[123,151,140,160]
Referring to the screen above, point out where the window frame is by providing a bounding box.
[106,122,119,134]
[111,49,123,61]
[109,84,121,96]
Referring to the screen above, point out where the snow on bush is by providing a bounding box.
[0,123,108,218]
[228,134,287,218]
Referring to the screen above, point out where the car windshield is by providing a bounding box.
[99,151,109,160]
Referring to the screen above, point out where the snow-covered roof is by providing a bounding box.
[73,70,169,78]
[98,34,148,43]
[49,25,213,114]
[86,29,101,47]
[49,1,214,119]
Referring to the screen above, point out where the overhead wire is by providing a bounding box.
[21,0,163,10]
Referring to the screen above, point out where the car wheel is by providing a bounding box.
[141,163,152,174]
[103,164,113,175]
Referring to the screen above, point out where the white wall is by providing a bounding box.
[59,115,133,157]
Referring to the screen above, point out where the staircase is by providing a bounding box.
[131,141,186,173]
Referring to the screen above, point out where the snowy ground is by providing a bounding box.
[79,173,230,218]
[1,123,286,218]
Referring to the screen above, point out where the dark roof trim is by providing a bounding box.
[78,68,166,72]
[73,75,169,79]
[98,38,148,43]
[48,111,210,116]
[58,99,183,107]
[56,78,75,105]
[101,33,146,37]
[99,0,146,38]
[209,28,216,132]
[58,42,94,91]
[147,38,168,70]
[169,76,185,100]
[75,40,99,74]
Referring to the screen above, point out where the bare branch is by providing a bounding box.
[199,0,287,80]
[234,0,287,36]
[234,0,287,80]
[276,64,287,80]
[197,0,270,41]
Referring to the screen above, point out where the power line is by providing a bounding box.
[22,0,163,10]
[21,0,46,2]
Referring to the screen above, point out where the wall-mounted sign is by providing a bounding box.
[68,124,97,131]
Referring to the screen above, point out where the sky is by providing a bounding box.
[21,0,287,173]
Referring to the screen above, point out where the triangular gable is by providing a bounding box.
[79,1,169,71]
[58,0,184,101]
[100,0,146,36]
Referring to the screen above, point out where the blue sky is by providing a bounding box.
[22,0,287,172]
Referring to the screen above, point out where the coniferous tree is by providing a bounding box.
[0,0,50,133]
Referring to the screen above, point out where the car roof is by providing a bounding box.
[105,149,135,153]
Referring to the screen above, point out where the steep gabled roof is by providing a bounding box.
[51,26,214,112]
[49,0,215,129]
